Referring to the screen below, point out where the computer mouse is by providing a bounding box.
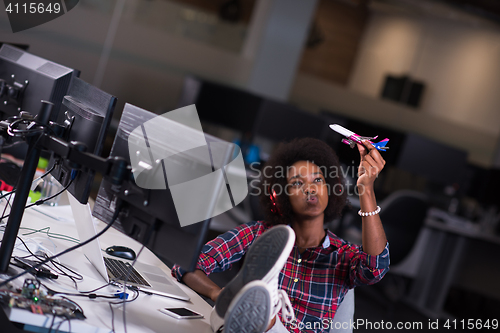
[105,245,136,261]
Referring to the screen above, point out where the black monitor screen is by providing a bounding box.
[178,76,263,134]
[50,77,116,204]
[397,133,468,187]
[482,169,500,207]
[466,166,500,207]
[253,100,330,143]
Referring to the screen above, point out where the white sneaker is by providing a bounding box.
[210,283,295,333]
[213,225,296,331]
[223,280,271,333]
[210,307,225,333]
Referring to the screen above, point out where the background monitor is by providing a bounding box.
[50,77,116,204]
[92,103,233,271]
[178,76,263,135]
[253,99,330,143]
[397,133,468,188]
[465,166,500,208]
[479,168,500,208]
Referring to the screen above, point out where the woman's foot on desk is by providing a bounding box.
[210,225,296,332]
[214,225,295,318]
[220,280,271,333]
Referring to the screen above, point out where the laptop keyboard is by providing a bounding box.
[104,257,151,287]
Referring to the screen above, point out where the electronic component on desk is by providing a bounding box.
[0,278,85,319]
[22,278,43,300]
[11,257,58,279]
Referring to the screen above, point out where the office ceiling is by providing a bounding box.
[169,0,500,26]
[370,0,500,26]
[168,0,256,24]
[444,0,500,22]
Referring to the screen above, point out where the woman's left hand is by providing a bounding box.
[356,140,386,190]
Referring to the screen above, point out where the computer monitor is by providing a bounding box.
[92,103,235,271]
[397,133,468,187]
[178,76,263,135]
[49,77,116,204]
[465,166,500,208]
[481,168,500,208]
[0,44,76,121]
[0,44,77,160]
[253,99,330,143]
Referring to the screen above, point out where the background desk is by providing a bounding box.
[340,201,500,319]
[0,194,213,332]
[402,208,500,318]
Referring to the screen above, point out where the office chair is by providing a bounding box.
[378,190,429,267]
[330,288,355,333]
[338,190,429,264]
[351,190,430,318]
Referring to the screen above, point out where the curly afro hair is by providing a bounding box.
[258,138,348,226]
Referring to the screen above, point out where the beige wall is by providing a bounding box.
[290,73,496,168]
[289,6,500,167]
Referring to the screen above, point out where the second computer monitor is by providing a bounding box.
[397,133,468,187]
[50,77,116,204]
[178,76,263,135]
[92,103,236,271]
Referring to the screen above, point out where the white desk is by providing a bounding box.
[0,197,213,332]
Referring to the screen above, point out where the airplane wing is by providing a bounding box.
[329,124,354,137]
[329,124,376,140]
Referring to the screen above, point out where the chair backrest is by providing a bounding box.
[330,288,355,333]
[379,190,429,266]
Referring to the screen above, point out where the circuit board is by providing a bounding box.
[0,279,85,319]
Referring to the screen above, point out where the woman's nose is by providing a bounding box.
[303,184,317,195]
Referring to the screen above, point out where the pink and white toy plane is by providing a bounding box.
[329,124,389,152]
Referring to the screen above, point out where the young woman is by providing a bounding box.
[172,137,390,333]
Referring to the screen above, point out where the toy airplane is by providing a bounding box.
[329,124,389,151]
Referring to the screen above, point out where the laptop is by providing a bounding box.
[68,193,190,301]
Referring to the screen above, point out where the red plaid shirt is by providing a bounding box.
[172,221,390,332]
